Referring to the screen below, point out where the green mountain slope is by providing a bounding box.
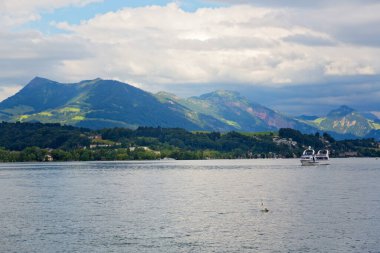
[4,77,376,138]
[0,78,200,130]
[299,105,380,137]
[156,90,317,132]
[0,77,317,132]
[0,77,78,120]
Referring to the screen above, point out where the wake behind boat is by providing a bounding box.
[300,147,330,166]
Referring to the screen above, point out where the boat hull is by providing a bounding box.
[301,160,319,166]
[301,148,330,166]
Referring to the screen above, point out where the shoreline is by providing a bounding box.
[0,156,378,164]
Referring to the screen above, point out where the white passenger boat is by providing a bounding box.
[301,147,330,166]
[300,147,318,166]
[315,149,330,165]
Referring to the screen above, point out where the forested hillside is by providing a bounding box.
[0,122,379,162]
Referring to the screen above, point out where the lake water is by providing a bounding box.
[0,159,380,252]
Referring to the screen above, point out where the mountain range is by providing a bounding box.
[1,77,379,140]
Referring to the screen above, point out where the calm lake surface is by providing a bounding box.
[1,158,380,253]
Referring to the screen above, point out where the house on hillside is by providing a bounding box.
[44,154,53,162]
[129,146,160,155]
[89,135,102,140]
[272,137,297,147]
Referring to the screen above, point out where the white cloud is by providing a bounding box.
[0,85,23,102]
[0,29,92,90]
[0,0,102,28]
[0,0,102,13]
[207,0,380,8]
[325,60,375,76]
[49,3,380,91]
[0,1,380,111]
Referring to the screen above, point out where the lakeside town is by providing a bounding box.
[1,122,379,162]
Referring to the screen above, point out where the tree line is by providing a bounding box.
[0,122,379,162]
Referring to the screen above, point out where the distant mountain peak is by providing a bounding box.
[215,89,239,95]
[199,90,243,101]
[156,91,178,98]
[79,78,103,84]
[339,105,354,110]
[31,76,50,82]
[296,115,319,121]
[155,91,181,102]
[27,76,56,86]
[214,90,241,97]
[2,77,375,138]
[327,105,355,117]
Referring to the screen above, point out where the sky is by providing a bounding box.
[1,0,380,116]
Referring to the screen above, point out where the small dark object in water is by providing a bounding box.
[260,202,269,212]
